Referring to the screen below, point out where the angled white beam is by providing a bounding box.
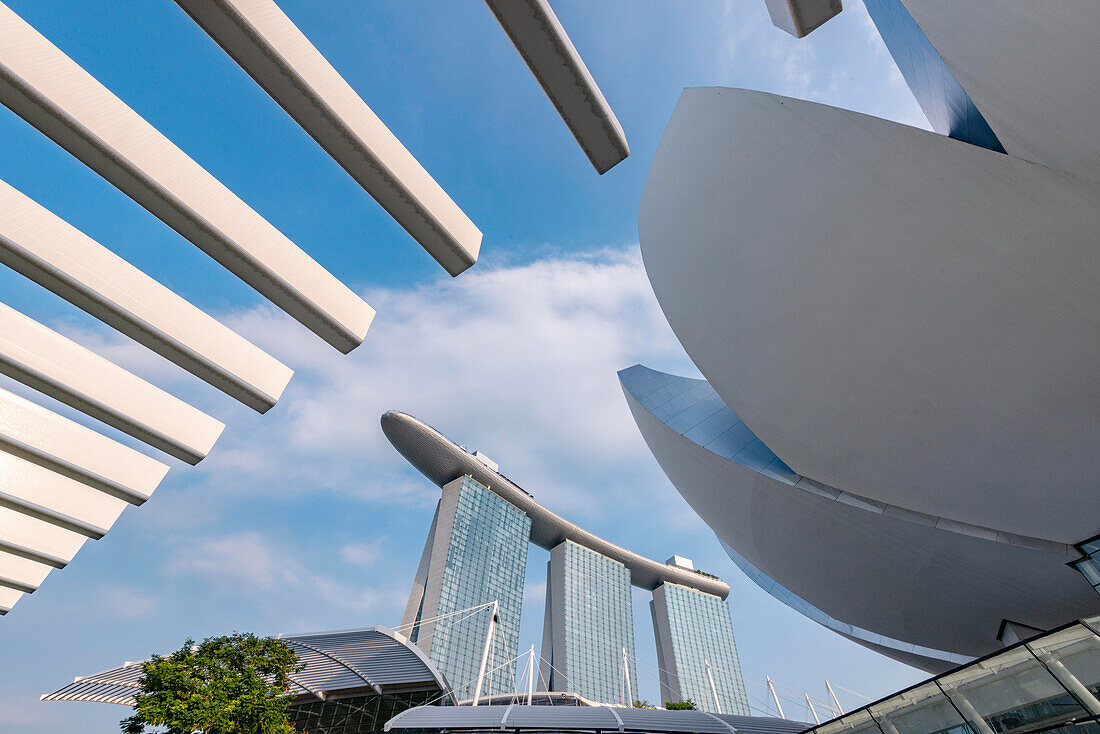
[484,0,629,174]
[0,385,168,507]
[764,0,843,38]
[0,2,375,352]
[0,178,293,413]
[0,505,86,569]
[0,450,128,542]
[0,301,224,464]
[0,585,23,614]
[0,549,51,592]
[174,0,483,277]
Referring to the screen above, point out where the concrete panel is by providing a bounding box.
[639,87,1100,544]
[899,1,1100,182]
[0,302,224,464]
[0,2,374,352]
[174,0,482,276]
[622,379,1100,665]
[484,0,628,174]
[0,178,292,412]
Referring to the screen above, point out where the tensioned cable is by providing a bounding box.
[393,600,497,634]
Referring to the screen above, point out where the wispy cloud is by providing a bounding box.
[66,247,695,526]
[340,539,386,569]
[164,531,404,616]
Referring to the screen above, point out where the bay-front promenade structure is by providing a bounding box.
[621,1,1099,673]
[382,411,749,712]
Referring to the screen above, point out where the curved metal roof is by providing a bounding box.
[386,704,809,734]
[381,411,730,599]
[41,626,452,706]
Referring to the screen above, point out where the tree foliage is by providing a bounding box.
[665,699,697,710]
[121,632,303,734]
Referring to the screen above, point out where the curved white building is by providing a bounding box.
[624,1,1100,671]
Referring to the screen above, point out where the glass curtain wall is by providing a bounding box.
[809,618,1100,734]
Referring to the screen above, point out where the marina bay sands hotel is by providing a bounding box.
[382,412,749,714]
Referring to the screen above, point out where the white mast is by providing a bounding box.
[806,693,821,724]
[527,644,536,705]
[472,600,498,706]
[622,646,634,707]
[767,676,786,719]
[705,659,722,714]
[826,680,844,715]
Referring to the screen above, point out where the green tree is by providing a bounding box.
[633,699,653,708]
[121,632,303,734]
[665,699,697,710]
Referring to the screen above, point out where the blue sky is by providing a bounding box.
[0,1,932,730]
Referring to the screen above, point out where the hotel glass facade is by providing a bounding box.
[408,476,531,700]
[544,540,638,705]
[651,583,750,715]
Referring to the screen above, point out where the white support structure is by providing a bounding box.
[805,693,820,724]
[0,1,374,352]
[483,0,629,174]
[826,680,844,715]
[173,0,482,277]
[0,177,292,413]
[0,385,167,507]
[0,385,169,610]
[705,659,722,715]
[0,301,224,464]
[526,645,535,705]
[767,676,785,719]
[472,600,498,706]
[622,646,634,708]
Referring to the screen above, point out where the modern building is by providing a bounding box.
[652,576,748,715]
[541,539,638,705]
[403,475,532,701]
[43,626,454,734]
[622,1,1100,672]
[384,411,749,713]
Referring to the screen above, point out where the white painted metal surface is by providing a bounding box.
[0,302,224,464]
[0,178,293,413]
[764,0,843,38]
[483,0,629,174]
[0,385,169,612]
[900,0,1100,182]
[0,1,375,352]
[174,0,482,276]
[621,368,1100,669]
[638,87,1100,544]
[0,385,168,507]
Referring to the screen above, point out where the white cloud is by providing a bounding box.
[524,581,546,603]
[163,531,403,615]
[95,584,158,619]
[69,247,696,528]
[339,539,386,569]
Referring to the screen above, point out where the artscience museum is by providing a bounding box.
[622,0,1100,673]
